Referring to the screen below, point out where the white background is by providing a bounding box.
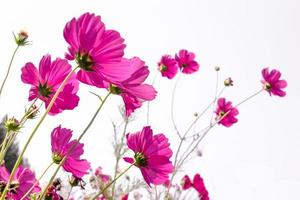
[0,0,299,199]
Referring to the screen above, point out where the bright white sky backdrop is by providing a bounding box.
[0,0,299,199]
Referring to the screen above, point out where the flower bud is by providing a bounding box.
[224,77,233,87]
[214,66,220,71]
[25,104,39,119]
[14,30,30,46]
[69,176,85,189]
[4,117,21,132]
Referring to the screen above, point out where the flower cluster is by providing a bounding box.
[0,11,288,200]
[158,49,200,79]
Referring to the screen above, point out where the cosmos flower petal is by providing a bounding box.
[21,63,40,86]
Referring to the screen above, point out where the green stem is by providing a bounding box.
[111,119,128,199]
[165,89,264,199]
[146,71,158,125]
[91,164,134,200]
[0,101,41,165]
[0,45,20,98]
[171,73,182,139]
[0,66,78,200]
[66,186,73,200]
[38,92,111,200]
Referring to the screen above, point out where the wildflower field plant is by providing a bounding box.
[0,12,287,200]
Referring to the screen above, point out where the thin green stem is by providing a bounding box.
[146,71,158,125]
[0,45,20,98]
[166,89,263,199]
[0,66,78,200]
[66,186,73,200]
[39,92,111,200]
[91,164,134,200]
[171,73,182,139]
[111,119,128,199]
[20,162,54,200]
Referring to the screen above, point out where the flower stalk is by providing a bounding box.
[0,66,78,200]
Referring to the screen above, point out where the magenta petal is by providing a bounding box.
[63,157,90,178]
[123,157,134,164]
[21,63,40,86]
[182,175,193,190]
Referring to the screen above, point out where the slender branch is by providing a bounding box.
[90,164,134,200]
[0,66,79,200]
[38,92,111,200]
[171,73,182,139]
[146,71,159,125]
[66,186,73,200]
[20,162,54,200]
[0,45,20,98]
[111,119,128,199]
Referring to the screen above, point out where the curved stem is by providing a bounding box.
[0,66,78,200]
[166,89,263,199]
[111,119,128,199]
[178,89,263,167]
[66,186,73,200]
[0,101,41,165]
[146,71,159,125]
[20,162,54,200]
[91,164,134,200]
[171,73,182,139]
[39,92,111,200]
[0,45,20,98]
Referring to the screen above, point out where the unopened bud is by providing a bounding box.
[69,176,85,189]
[4,117,21,132]
[214,66,220,71]
[14,30,30,46]
[25,104,39,119]
[224,77,233,87]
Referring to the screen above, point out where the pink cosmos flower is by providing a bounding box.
[51,125,90,178]
[158,55,178,79]
[215,98,239,127]
[124,126,174,186]
[175,49,199,74]
[108,57,157,117]
[64,12,130,88]
[182,174,209,200]
[261,68,287,97]
[0,165,40,200]
[21,55,79,115]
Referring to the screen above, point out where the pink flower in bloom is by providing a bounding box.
[261,68,287,97]
[51,125,90,178]
[108,57,157,117]
[0,165,40,200]
[215,98,239,127]
[181,174,209,200]
[64,12,131,88]
[21,55,79,115]
[124,126,174,186]
[158,55,178,79]
[175,49,199,74]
